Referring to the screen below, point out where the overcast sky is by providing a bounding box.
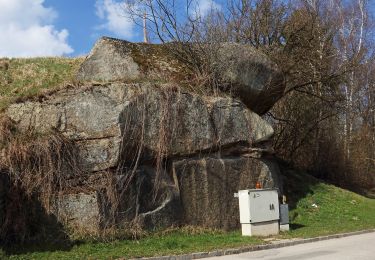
[0,0,373,57]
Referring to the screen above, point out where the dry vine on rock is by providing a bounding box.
[0,115,86,243]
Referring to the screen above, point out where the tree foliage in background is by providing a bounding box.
[123,0,374,193]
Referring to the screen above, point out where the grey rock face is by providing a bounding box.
[137,188,182,230]
[52,167,182,233]
[6,83,274,172]
[211,97,274,146]
[53,192,101,233]
[76,37,187,83]
[77,138,121,171]
[173,156,280,229]
[120,88,215,158]
[6,85,128,171]
[214,43,285,114]
[77,37,284,114]
[257,159,283,195]
[76,37,141,82]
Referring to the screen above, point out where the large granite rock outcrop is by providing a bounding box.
[77,37,285,114]
[3,37,284,235]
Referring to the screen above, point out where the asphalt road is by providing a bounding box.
[211,232,375,260]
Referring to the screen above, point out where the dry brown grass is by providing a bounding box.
[0,115,86,242]
[1,133,82,207]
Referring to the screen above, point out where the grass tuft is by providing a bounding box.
[0,57,83,111]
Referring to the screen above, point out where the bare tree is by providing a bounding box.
[124,0,219,77]
[121,0,375,191]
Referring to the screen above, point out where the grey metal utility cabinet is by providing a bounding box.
[238,189,280,236]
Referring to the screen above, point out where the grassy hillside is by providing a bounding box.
[4,170,375,260]
[0,57,83,111]
[282,169,375,238]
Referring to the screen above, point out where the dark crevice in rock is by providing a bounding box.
[74,136,118,142]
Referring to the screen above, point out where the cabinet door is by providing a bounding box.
[238,190,251,223]
[249,190,279,223]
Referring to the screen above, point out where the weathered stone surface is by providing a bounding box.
[6,85,129,171]
[214,43,285,114]
[6,85,128,138]
[5,79,279,232]
[210,98,274,145]
[6,102,65,133]
[173,157,280,229]
[257,159,283,195]
[77,37,284,114]
[137,188,182,229]
[6,83,274,172]
[62,89,124,139]
[76,37,187,82]
[77,37,141,82]
[54,192,101,233]
[124,166,182,230]
[77,138,121,171]
[120,88,215,158]
[52,166,181,233]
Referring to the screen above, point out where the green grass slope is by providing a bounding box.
[4,170,375,260]
[0,57,83,111]
[283,170,375,238]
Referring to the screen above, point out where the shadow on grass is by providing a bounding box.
[1,213,76,256]
[289,223,305,230]
[277,159,320,212]
[4,241,78,257]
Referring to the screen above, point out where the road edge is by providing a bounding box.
[134,229,375,260]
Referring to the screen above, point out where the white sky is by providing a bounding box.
[0,0,73,57]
